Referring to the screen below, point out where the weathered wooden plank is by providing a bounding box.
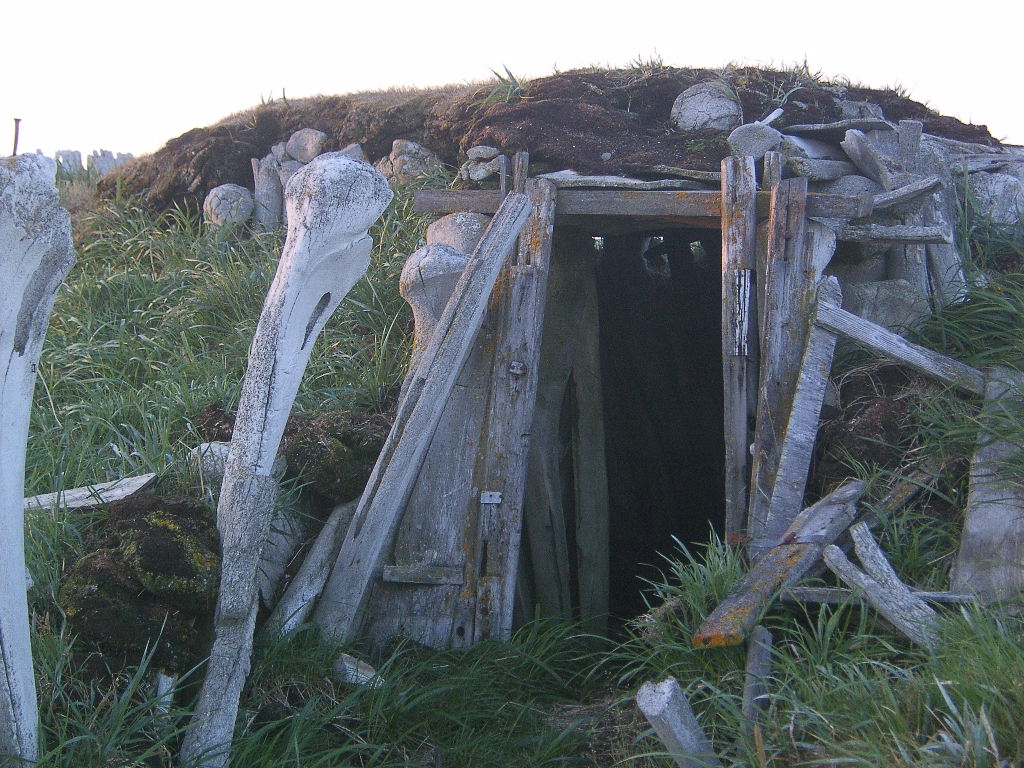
[636,677,722,768]
[785,118,894,141]
[747,177,814,557]
[741,626,773,737]
[313,191,531,643]
[24,472,156,511]
[839,224,951,245]
[268,500,357,635]
[512,151,529,193]
[720,156,759,540]
[814,302,986,395]
[629,165,723,183]
[782,586,975,605]
[381,564,465,585]
[872,176,943,214]
[414,189,872,221]
[758,278,842,552]
[571,248,610,633]
[840,129,900,191]
[784,157,856,181]
[952,368,1024,604]
[472,178,557,642]
[824,536,938,650]
[537,171,708,190]
[694,481,865,648]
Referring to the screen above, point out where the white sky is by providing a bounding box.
[5,0,1022,159]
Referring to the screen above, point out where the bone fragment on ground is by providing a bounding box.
[285,128,327,164]
[251,154,282,228]
[0,153,76,764]
[179,153,392,768]
[400,243,471,370]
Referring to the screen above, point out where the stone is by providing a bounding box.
[727,122,782,160]
[375,139,443,185]
[843,279,931,333]
[670,82,742,132]
[814,174,884,196]
[966,172,1024,225]
[278,159,303,191]
[460,157,502,182]
[252,154,282,228]
[339,142,369,163]
[467,145,501,161]
[425,212,491,254]
[271,142,288,162]
[400,243,470,367]
[286,128,328,164]
[87,149,119,177]
[839,100,884,120]
[55,150,83,175]
[779,135,847,160]
[202,183,254,227]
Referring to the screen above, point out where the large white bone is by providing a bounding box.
[179,153,391,768]
[0,154,76,764]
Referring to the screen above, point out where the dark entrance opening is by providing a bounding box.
[595,228,726,619]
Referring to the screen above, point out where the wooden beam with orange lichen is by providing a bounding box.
[692,481,865,649]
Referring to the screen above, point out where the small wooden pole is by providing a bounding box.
[636,677,721,768]
[762,151,783,189]
[720,156,759,541]
[11,119,20,156]
[741,626,773,737]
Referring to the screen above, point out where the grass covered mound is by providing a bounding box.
[100,62,998,213]
[21,159,1024,765]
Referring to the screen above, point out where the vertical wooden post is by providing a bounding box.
[473,177,556,641]
[747,177,813,558]
[11,118,20,156]
[720,156,759,542]
[762,151,783,190]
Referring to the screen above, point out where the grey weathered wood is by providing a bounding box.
[414,189,873,222]
[923,198,969,305]
[571,247,610,633]
[784,157,856,181]
[512,151,529,193]
[782,587,975,605]
[759,278,842,552]
[314,191,531,643]
[381,564,464,585]
[537,171,708,190]
[897,120,923,171]
[635,165,723,183]
[952,368,1024,604]
[268,500,357,636]
[694,481,864,647]
[24,472,156,511]
[839,224,950,245]
[523,233,591,621]
[181,156,392,768]
[741,626,773,737]
[824,533,939,649]
[785,118,894,141]
[762,151,783,189]
[636,677,722,768]
[872,176,943,214]
[841,129,900,190]
[1,154,77,765]
[472,178,556,642]
[747,177,815,557]
[497,154,510,197]
[814,302,986,395]
[720,156,759,540]
[950,155,1024,173]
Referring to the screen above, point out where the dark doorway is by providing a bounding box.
[596,229,726,619]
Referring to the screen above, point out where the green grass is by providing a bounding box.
[14,170,1024,766]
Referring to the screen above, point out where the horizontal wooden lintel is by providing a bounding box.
[414,189,873,224]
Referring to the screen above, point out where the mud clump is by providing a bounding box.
[58,493,219,672]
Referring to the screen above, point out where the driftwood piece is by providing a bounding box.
[268,500,357,635]
[887,122,932,298]
[314,191,532,642]
[471,178,556,642]
[784,157,856,181]
[758,278,842,551]
[783,587,975,605]
[872,176,942,214]
[413,189,873,222]
[24,472,156,511]
[762,151,783,189]
[840,129,900,190]
[749,178,829,557]
[630,165,723,183]
[741,626,773,737]
[838,224,951,245]
[180,155,392,768]
[952,368,1024,604]
[0,154,76,764]
[923,198,969,305]
[813,303,985,395]
[694,481,865,648]
[536,170,708,190]
[785,118,894,141]
[720,156,759,539]
[823,531,939,649]
[636,677,721,768]
[571,247,610,632]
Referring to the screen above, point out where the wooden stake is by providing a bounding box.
[636,677,721,768]
[741,626,773,737]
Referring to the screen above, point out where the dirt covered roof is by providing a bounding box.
[102,65,998,211]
